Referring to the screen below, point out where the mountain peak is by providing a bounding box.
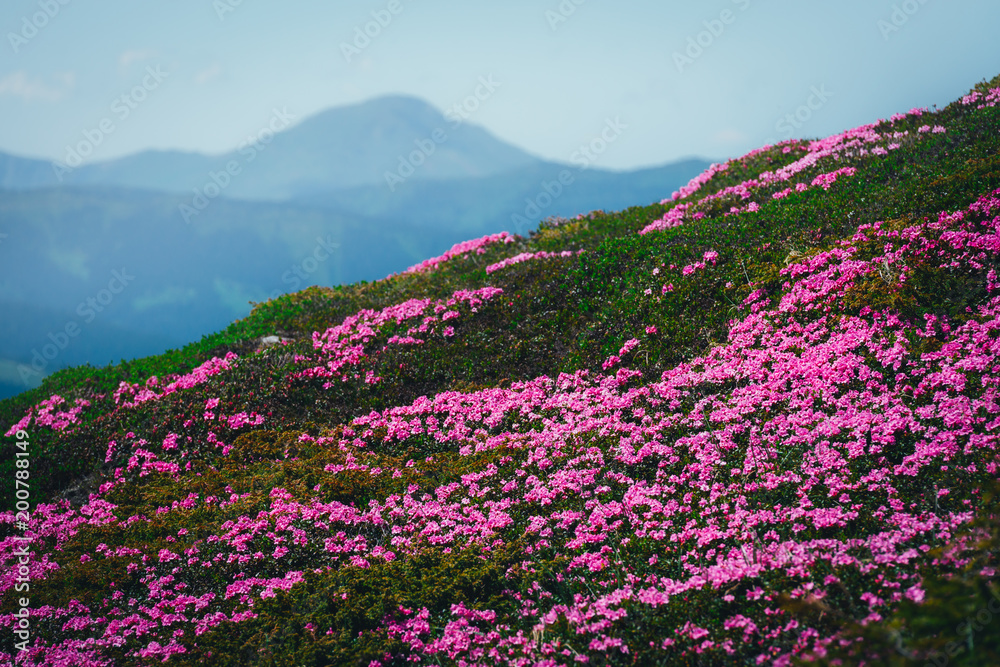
[0,94,541,198]
[241,93,538,197]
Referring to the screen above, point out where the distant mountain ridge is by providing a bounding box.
[301,159,714,234]
[0,95,547,199]
[0,94,712,399]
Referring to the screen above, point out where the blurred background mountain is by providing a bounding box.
[0,95,708,398]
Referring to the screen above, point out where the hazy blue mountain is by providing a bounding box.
[0,94,711,399]
[66,150,221,193]
[226,95,543,198]
[0,96,543,199]
[0,144,220,192]
[0,151,60,189]
[0,185,512,399]
[0,300,178,399]
[303,159,712,233]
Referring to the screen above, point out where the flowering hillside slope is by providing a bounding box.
[2,76,1000,666]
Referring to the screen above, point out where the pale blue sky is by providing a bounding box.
[1,0,998,170]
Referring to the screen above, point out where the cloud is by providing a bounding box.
[119,49,156,68]
[194,62,223,85]
[0,71,68,101]
[46,247,90,281]
[712,128,748,145]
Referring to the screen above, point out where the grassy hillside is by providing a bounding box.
[1,75,999,665]
[0,158,709,402]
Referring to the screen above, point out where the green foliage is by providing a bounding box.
[2,74,1000,665]
[795,478,1000,666]
[181,543,525,667]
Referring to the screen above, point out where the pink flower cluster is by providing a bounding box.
[641,108,937,236]
[4,395,90,436]
[5,188,998,663]
[669,163,730,202]
[810,167,857,191]
[401,233,516,275]
[640,204,693,235]
[681,250,720,276]
[960,87,1000,109]
[224,412,266,430]
[485,250,581,274]
[112,354,238,408]
[2,89,999,663]
[296,286,504,388]
[602,338,641,370]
